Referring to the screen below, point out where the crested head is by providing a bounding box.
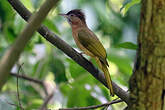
[66,9,86,24]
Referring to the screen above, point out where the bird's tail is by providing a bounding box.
[101,62,114,96]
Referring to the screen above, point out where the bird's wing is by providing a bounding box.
[77,29,107,60]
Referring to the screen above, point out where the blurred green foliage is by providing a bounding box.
[115,42,137,50]
[0,0,140,109]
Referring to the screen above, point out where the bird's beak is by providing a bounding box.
[59,13,68,18]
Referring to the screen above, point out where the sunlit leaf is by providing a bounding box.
[121,0,141,15]
[43,19,60,34]
[115,42,137,50]
[21,0,34,11]
[26,99,43,110]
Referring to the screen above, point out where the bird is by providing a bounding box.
[59,9,114,96]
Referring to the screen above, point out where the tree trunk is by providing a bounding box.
[129,0,165,110]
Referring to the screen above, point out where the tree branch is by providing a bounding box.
[10,72,44,85]
[39,92,54,110]
[0,0,59,90]
[7,0,130,105]
[59,99,123,110]
[10,72,48,96]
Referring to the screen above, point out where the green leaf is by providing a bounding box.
[67,58,86,79]
[60,73,100,107]
[108,54,133,86]
[3,21,17,44]
[21,0,34,11]
[43,19,60,34]
[121,0,141,15]
[26,98,43,110]
[49,57,67,83]
[115,42,137,50]
[14,14,26,34]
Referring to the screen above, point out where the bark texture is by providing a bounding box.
[129,0,165,110]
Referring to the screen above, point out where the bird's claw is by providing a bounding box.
[79,52,85,55]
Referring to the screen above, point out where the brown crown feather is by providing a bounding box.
[67,9,86,23]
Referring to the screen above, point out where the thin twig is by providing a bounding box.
[17,63,25,74]
[11,72,43,85]
[10,72,48,95]
[15,63,48,96]
[59,99,123,110]
[16,63,24,110]
[0,99,22,108]
[39,92,54,110]
[7,0,130,105]
[6,100,20,108]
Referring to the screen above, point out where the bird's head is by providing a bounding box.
[59,9,86,27]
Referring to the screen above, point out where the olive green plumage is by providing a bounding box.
[78,29,114,96]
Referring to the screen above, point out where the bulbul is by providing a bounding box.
[60,9,114,96]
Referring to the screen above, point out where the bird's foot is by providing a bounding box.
[79,52,85,56]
